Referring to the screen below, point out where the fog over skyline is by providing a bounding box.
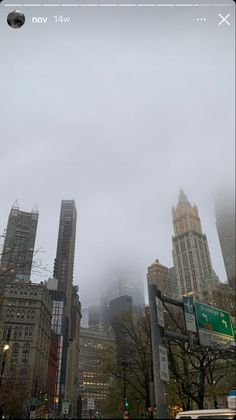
[0,1,235,305]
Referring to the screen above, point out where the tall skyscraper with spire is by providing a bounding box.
[172,189,216,298]
[215,188,235,289]
[0,201,38,285]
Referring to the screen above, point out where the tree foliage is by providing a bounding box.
[101,308,153,418]
[0,362,32,419]
[102,303,236,417]
[162,302,236,411]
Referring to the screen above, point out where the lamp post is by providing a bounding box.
[0,327,11,389]
[0,327,11,419]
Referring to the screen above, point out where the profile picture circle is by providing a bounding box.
[7,10,25,29]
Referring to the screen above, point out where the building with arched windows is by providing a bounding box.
[0,280,52,416]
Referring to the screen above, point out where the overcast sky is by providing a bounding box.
[0,1,235,305]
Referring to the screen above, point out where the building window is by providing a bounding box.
[29,327,33,340]
[180,242,186,252]
[24,327,29,339]
[18,326,23,340]
[3,326,9,340]
[11,343,19,362]
[14,326,18,340]
[22,343,30,363]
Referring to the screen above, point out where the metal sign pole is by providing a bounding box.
[148,284,168,419]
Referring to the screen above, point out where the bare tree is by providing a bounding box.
[103,303,236,416]
[102,308,153,418]
[0,362,32,419]
[162,302,236,411]
[0,232,51,282]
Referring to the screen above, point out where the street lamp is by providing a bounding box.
[0,328,11,419]
[3,345,9,352]
[0,327,11,389]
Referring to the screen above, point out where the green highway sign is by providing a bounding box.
[195,301,234,347]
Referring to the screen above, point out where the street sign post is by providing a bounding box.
[159,345,169,383]
[195,302,234,347]
[156,297,165,328]
[183,296,197,333]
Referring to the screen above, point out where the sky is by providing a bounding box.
[0,0,235,306]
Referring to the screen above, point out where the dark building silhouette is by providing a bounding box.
[0,201,38,286]
[215,189,235,289]
[53,200,77,315]
[88,304,102,329]
[109,295,133,361]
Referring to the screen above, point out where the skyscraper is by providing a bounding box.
[172,189,216,298]
[50,200,78,415]
[53,200,77,314]
[215,189,235,289]
[100,269,145,326]
[147,259,171,297]
[0,201,38,284]
[168,266,178,299]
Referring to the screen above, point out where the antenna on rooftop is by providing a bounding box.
[12,199,19,210]
[31,203,39,214]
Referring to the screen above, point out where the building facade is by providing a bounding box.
[47,279,68,415]
[215,189,235,289]
[65,285,82,418]
[147,259,171,297]
[53,200,77,316]
[0,281,52,416]
[79,327,115,419]
[0,202,38,286]
[168,266,178,299]
[46,331,58,411]
[50,200,80,416]
[200,280,235,318]
[172,189,216,298]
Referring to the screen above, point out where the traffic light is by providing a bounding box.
[124,398,129,410]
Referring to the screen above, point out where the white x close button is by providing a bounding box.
[218,13,231,26]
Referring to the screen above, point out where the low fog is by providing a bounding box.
[0,2,235,305]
